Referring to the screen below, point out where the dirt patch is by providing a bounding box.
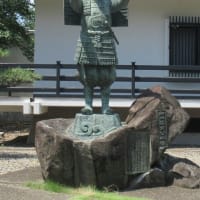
[0,130,30,147]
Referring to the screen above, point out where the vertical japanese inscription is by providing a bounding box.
[157,109,168,151]
[126,131,150,175]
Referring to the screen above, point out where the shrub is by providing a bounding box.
[0,67,41,87]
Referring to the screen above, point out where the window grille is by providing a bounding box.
[170,16,200,24]
[169,16,200,77]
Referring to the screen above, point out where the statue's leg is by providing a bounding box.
[101,86,113,114]
[99,65,116,114]
[79,64,96,115]
[81,84,93,115]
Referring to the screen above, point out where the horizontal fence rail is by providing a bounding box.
[1,62,200,99]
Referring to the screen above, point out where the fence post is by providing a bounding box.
[131,62,136,98]
[8,89,12,97]
[56,61,61,96]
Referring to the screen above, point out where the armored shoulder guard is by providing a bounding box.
[64,0,128,27]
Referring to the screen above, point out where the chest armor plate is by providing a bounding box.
[82,0,111,31]
[75,0,118,65]
[64,0,128,27]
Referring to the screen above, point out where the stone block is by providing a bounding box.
[126,86,190,165]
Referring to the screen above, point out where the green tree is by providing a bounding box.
[0,0,35,61]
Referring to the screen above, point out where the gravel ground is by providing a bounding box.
[166,147,200,166]
[0,131,40,175]
[0,130,200,174]
[0,147,40,175]
[0,150,199,200]
[0,143,200,200]
[0,129,200,175]
[0,146,199,175]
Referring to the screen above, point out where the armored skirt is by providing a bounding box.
[75,31,118,66]
[75,31,117,87]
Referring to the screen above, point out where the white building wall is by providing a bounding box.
[35,0,79,64]
[35,0,200,65]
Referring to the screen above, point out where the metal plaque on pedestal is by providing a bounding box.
[71,113,121,139]
[126,131,151,175]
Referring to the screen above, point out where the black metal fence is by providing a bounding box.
[1,62,200,99]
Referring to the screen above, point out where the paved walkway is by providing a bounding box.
[122,186,200,200]
[0,147,200,200]
[0,167,69,200]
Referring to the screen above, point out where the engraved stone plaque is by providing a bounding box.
[126,131,150,175]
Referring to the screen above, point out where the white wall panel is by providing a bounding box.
[35,0,200,65]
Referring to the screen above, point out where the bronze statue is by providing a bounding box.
[68,0,129,115]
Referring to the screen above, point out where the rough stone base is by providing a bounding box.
[35,117,200,190]
[35,117,129,189]
[35,86,195,190]
[126,86,190,165]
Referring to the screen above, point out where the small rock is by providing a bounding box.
[159,154,200,189]
[0,132,5,137]
[171,162,200,189]
[174,177,200,189]
[159,154,199,172]
[172,162,200,178]
[128,168,166,189]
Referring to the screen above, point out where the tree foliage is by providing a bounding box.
[0,0,35,61]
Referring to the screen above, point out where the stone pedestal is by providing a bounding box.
[35,114,141,189]
[35,114,151,189]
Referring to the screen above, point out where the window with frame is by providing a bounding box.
[169,16,200,77]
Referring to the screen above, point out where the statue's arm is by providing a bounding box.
[69,0,83,13]
[111,0,129,12]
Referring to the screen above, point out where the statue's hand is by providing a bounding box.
[111,0,129,12]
